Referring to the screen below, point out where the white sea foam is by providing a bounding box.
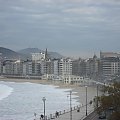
[0,81,81,120]
[0,84,13,101]
[0,81,100,120]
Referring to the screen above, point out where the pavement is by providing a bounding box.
[83,111,99,120]
[48,104,94,120]
[35,104,105,120]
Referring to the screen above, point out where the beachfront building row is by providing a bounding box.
[72,54,100,80]
[1,58,72,77]
[72,52,120,81]
[0,51,120,82]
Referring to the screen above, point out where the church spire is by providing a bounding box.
[93,53,97,59]
[45,48,48,60]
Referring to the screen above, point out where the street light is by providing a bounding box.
[104,82,105,94]
[85,86,88,116]
[42,97,46,120]
[96,83,99,108]
[70,91,72,120]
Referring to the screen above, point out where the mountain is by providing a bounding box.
[0,47,20,59]
[18,48,43,55]
[48,51,64,59]
[18,48,63,59]
[0,47,63,60]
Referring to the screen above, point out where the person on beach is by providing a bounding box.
[77,107,80,112]
[34,112,37,120]
[55,111,59,118]
[40,114,44,120]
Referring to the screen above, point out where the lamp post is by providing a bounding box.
[104,82,105,94]
[85,86,88,116]
[70,91,72,120]
[42,97,46,120]
[97,85,98,107]
[96,83,99,108]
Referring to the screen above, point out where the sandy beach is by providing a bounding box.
[0,77,82,91]
[0,77,98,106]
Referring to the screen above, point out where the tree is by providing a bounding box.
[94,82,120,120]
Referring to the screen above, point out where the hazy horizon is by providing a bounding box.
[0,0,120,58]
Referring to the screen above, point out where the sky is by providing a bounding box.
[0,0,120,58]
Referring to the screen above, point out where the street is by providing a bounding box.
[83,111,106,120]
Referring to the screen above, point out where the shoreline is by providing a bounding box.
[0,77,81,89]
[0,77,97,106]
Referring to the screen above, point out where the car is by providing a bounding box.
[99,111,106,119]
[108,106,114,110]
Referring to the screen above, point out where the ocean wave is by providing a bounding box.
[0,84,14,101]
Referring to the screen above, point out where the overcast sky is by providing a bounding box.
[0,0,120,58]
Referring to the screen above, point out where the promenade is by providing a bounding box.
[46,104,94,120]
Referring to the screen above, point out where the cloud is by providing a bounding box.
[11,6,25,11]
[63,6,104,15]
[0,0,120,57]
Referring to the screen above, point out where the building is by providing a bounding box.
[32,52,45,61]
[72,58,83,76]
[58,58,72,76]
[43,60,54,75]
[101,57,120,78]
[13,60,23,75]
[86,55,99,79]
[32,61,41,75]
[0,53,3,75]
[3,60,15,75]
[72,58,87,76]
[62,75,84,85]
[53,59,59,76]
[100,52,120,58]
[72,55,99,80]
[100,52,120,79]
[0,60,3,75]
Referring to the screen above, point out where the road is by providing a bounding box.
[83,111,106,120]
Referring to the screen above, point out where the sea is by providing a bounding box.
[0,81,80,120]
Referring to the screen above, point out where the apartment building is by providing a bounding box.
[72,55,99,80]
[58,58,72,76]
[0,60,3,75]
[53,59,59,76]
[86,55,99,79]
[32,52,45,61]
[72,58,86,76]
[100,52,120,79]
[13,60,23,75]
[43,60,54,75]
[32,61,41,75]
[3,60,15,75]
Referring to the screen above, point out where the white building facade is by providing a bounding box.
[0,60,2,74]
[58,58,72,76]
[32,52,45,61]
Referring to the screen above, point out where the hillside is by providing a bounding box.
[0,47,63,60]
[18,48,63,59]
[0,47,20,59]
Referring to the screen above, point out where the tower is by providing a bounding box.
[45,48,48,61]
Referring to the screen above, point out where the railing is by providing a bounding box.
[33,103,94,120]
